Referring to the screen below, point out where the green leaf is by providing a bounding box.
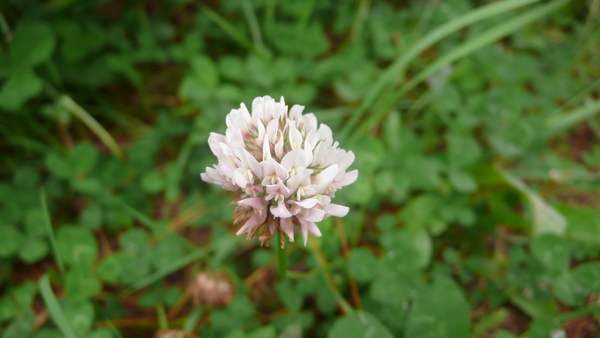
[275,280,303,312]
[448,169,478,193]
[56,226,98,267]
[97,253,123,284]
[406,275,470,338]
[46,153,73,179]
[0,225,25,257]
[63,300,94,336]
[151,233,185,270]
[571,262,600,293]
[328,311,394,338]
[552,272,588,306]
[70,178,102,196]
[447,133,482,168]
[246,325,277,338]
[190,55,219,89]
[25,208,47,237]
[348,248,379,283]
[68,143,99,175]
[1,310,35,338]
[32,328,65,338]
[18,237,49,263]
[65,267,102,300]
[528,317,562,338]
[141,171,164,194]
[370,271,421,305]
[381,228,431,271]
[79,203,103,230]
[10,21,56,68]
[0,70,44,110]
[530,234,569,274]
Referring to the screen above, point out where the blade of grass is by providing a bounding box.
[350,0,567,141]
[40,187,65,275]
[201,5,254,50]
[350,0,371,43]
[182,308,203,333]
[263,0,277,41]
[122,249,207,294]
[58,95,124,159]
[157,303,168,330]
[240,0,265,52]
[295,0,317,56]
[110,195,161,229]
[39,274,77,338]
[546,98,600,134]
[341,0,541,137]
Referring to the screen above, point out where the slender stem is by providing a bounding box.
[336,218,362,310]
[240,0,265,52]
[40,187,65,275]
[557,303,600,323]
[310,237,353,315]
[350,0,371,43]
[277,235,287,278]
[156,303,168,330]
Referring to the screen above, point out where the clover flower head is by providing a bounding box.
[201,95,358,247]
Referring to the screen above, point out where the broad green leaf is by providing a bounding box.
[0,225,25,257]
[370,271,422,305]
[46,153,73,179]
[381,229,432,272]
[25,208,47,237]
[328,311,394,338]
[530,234,569,274]
[528,317,562,338]
[0,70,43,110]
[63,300,94,336]
[68,143,99,175]
[56,226,98,267]
[65,267,101,300]
[571,262,600,293]
[246,325,277,338]
[1,310,35,338]
[552,272,588,306]
[448,169,478,193]
[406,275,470,338]
[348,248,379,283]
[18,237,49,263]
[10,21,56,68]
[79,203,103,230]
[151,233,185,270]
[447,133,482,168]
[275,280,303,312]
[97,253,123,284]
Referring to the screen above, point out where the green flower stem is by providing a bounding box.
[277,236,287,278]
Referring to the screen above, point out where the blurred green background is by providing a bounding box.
[1,0,600,337]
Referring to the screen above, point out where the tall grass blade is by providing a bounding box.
[351,0,567,140]
[546,99,600,133]
[240,0,265,52]
[123,249,206,294]
[39,274,77,338]
[58,95,124,159]
[202,5,254,50]
[342,0,540,136]
[40,187,65,275]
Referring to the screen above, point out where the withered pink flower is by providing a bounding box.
[201,96,357,247]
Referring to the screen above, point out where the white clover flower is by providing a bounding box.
[201,95,358,247]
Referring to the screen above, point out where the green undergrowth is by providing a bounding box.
[1,0,600,337]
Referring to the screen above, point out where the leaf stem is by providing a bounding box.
[277,235,287,278]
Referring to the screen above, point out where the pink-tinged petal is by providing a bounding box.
[281,148,310,171]
[280,218,294,242]
[298,218,321,246]
[339,170,358,186]
[236,212,266,236]
[323,203,349,217]
[207,133,226,157]
[291,198,319,208]
[306,208,325,222]
[275,134,284,159]
[237,197,267,210]
[270,203,292,218]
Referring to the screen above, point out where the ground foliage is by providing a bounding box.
[0,0,600,337]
